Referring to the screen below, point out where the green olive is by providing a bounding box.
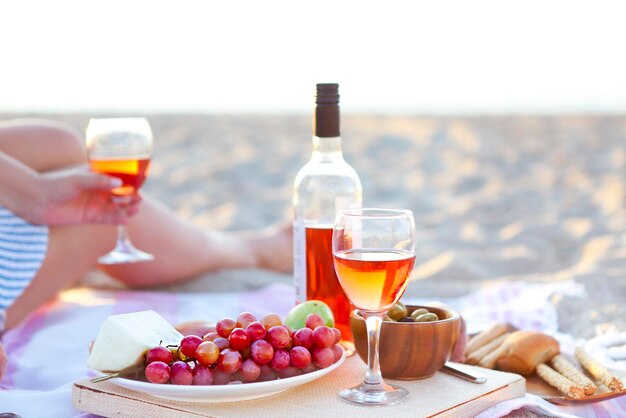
[410,308,430,320]
[414,313,439,322]
[386,303,408,321]
[383,314,394,322]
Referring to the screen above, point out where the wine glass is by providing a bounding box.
[332,208,416,405]
[86,117,154,264]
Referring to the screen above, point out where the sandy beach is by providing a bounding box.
[3,112,625,341]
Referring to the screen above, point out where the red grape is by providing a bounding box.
[330,344,343,363]
[312,347,334,369]
[145,361,171,384]
[293,328,313,349]
[192,365,214,385]
[270,349,290,370]
[260,313,282,329]
[283,324,295,338]
[203,331,220,342]
[236,312,257,328]
[301,362,316,374]
[145,346,173,365]
[229,328,250,351]
[180,335,203,358]
[332,328,342,344]
[170,361,193,385]
[216,318,237,338]
[231,371,243,383]
[195,341,220,366]
[258,364,278,382]
[217,348,242,374]
[212,370,232,385]
[289,346,312,368]
[240,358,262,382]
[312,326,335,348]
[251,339,274,365]
[284,338,294,351]
[259,363,273,375]
[305,313,325,329]
[214,337,230,351]
[241,346,251,360]
[245,321,266,342]
[277,366,300,379]
[266,326,290,349]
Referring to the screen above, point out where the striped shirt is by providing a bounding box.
[0,205,48,331]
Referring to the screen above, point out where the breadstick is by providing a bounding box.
[465,322,508,355]
[478,341,508,369]
[550,354,596,396]
[536,363,585,399]
[575,347,624,392]
[466,333,509,365]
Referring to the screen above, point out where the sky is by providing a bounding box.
[1,0,625,114]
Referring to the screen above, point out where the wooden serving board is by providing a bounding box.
[73,356,525,418]
[526,365,626,406]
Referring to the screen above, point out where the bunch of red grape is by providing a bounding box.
[144,311,343,385]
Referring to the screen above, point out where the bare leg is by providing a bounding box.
[5,224,116,329]
[2,121,292,329]
[0,119,85,171]
[5,196,292,328]
[103,196,292,287]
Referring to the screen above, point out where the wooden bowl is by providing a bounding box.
[350,305,461,380]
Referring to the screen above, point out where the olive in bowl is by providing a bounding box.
[350,304,461,380]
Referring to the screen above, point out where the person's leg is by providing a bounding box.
[5,201,292,329]
[4,224,116,329]
[1,121,116,328]
[2,121,292,329]
[102,197,292,287]
[0,119,85,172]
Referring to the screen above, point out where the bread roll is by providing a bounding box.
[495,331,560,375]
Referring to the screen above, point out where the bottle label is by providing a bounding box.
[293,219,306,304]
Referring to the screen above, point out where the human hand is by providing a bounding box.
[33,165,141,226]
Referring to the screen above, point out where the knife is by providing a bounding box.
[442,362,488,384]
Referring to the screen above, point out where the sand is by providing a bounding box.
[4,112,625,340]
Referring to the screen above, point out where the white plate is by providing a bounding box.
[95,350,346,403]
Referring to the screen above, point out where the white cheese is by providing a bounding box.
[88,310,183,373]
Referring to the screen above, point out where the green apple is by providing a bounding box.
[285,300,335,330]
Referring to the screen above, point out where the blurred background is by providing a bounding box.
[1,0,625,336]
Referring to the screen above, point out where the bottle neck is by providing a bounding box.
[311,136,343,161]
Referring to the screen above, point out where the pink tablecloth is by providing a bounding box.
[0,281,624,417]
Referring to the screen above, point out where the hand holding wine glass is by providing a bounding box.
[86,117,154,264]
[332,208,416,405]
[35,165,141,225]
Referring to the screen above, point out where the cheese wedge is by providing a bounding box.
[88,310,183,373]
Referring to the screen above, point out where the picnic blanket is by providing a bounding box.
[0,280,624,417]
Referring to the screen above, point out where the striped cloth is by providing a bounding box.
[0,205,48,331]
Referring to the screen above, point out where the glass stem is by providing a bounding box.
[116,224,129,247]
[363,312,385,388]
[112,197,131,249]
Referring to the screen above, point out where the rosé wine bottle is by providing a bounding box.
[293,83,362,347]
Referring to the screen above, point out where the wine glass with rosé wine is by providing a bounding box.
[86,117,154,264]
[332,208,416,406]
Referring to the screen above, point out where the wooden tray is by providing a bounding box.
[526,372,626,406]
[468,326,626,405]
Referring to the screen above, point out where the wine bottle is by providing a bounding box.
[293,83,362,344]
